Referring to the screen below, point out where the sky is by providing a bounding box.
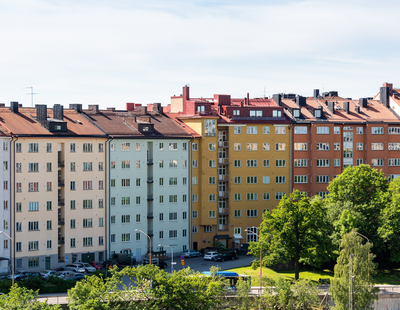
[1,0,400,109]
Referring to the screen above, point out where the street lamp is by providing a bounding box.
[0,231,14,286]
[354,231,370,282]
[159,244,177,273]
[245,227,263,293]
[136,229,152,265]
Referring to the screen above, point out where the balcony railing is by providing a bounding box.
[58,237,65,245]
[218,208,229,215]
[218,191,229,198]
[58,199,65,206]
[147,177,153,183]
[218,158,229,164]
[58,179,65,187]
[58,217,65,225]
[147,160,154,165]
[218,224,229,232]
[58,160,65,168]
[218,141,229,148]
[147,212,154,219]
[147,195,154,201]
[218,175,229,181]
[147,230,154,237]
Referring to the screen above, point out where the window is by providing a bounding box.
[3,161,7,171]
[121,197,130,206]
[275,192,286,200]
[169,230,178,238]
[121,179,130,187]
[388,175,400,182]
[192,194,198,202]
[28,143,39,153]
[159,178,164,186]
[261,126,270,135]
[83,181,92,190]
[357,127,364,135]
[294,159,307,167]
[98,199,104,208]
[136,196,141,205]
[16,242,21,252]
[294,143,307,151]
[16,222,21,232]
[98,236,104,246]
[159,143,164,150]
[250,110,262,117]
[2,142,7,151]
[121,143,130,151]
[334,127,340,134]
[316,159,329,167]
[208,143,216,151]
[135,214,141,223]
[275,176,286,183]
[16,163,22,173]
[389,127,400,134]
[70,143,76,152]
[317,192,329,199]
[371,143,384,151]
[208,210,216,218]
[246,193,258,201]
[246,176,258,184]
[333,143,340,151]
[3,181,8,190]
[344,148,353,158]
[16,142,22,152]
[46,162,52,172]
[17,203,22,213]
[169,160,178,168]
[183,142,187,150]
[169,195,178,203]
[247,160,257,167]
[28,221,39,231]
[234,176,241,184]
[28,202,39,211]
[28,241,39,251]
[234,126,241,134]
[275,143,286,151]
[208,160,216,168]
[47,220,52,230]
[83,199,93,209]
[388,159,400,166]
[45,143,52,153]
[83,218,93,228]
[234,210,241,217]
[169,143,178,151]
[209,194,216,202]
[294,175,307,183]
[356,159,363,165]
[263,176,270,184]
[233,109,240,116]
[389,143,400,150]
[83,143,93,152]
[83,237,93,246]
[234,160,241,168]
[204,119,217,136]
[110,235,115,243]
[317,127,329,134]
[316,143,329,151]
[136,143,141,151]
[192,143,198,151]
[263,193,270,200]
[263,159,270,167]
[2,200,7,210]
[316,175,330,183]
[371,127,384,134]
[183,159,187,168]
[136,160,140,168]
[169,212,178,221]
[98,217,104,227]
[272,110,282,117]
[356,143,363,150]
[169,177,178,186]
[192,177,197,185]
[233,143,241,151]
[110,216,116,224]
[334,159,340,167]
[246,143,257,151]
[70,162,76,172]
[294,127,307,134]
[28,163,39,172]
[98,143,104,152]
[275,159,286,167]
[82,162,93,171]
[98,180,104,190]
[208,177,216,185]
[247,126,258,135]
[371,159,384,166]
[247,210,258,217]
[234,193,241,201]
[110,197,116,206]
[70,200,76,210]
[203,226,213,233]
[275,126,286,134]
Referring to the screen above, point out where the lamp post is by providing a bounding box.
[135,229,152,265]
[0,231,13,286]
[245,227,262,293]
[159,244,177,273]
[354,231,370,282]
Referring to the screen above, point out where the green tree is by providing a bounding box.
[327,165,389,255]
[330,230,379,310]
[251,190,331,280]
[378,176,400,262]
[0,284,60,310]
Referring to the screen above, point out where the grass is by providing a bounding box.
[224,265,400,286]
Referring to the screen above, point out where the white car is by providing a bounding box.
[80,263,96,273]
[204,251,219,261]
[57,271,73,278]
[64,264,85,273]
[40,270,58,279]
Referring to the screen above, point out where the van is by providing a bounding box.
[112,253,135,265]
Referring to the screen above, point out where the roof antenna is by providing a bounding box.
[264,86,266,98]
[24,87,39,107]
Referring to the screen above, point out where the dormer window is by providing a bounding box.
[233,110,240,116]
[197,106,205,112]
[293,109,300,118]
[250,110,262,117]
[272,110,282,117]
[314,109,322,118]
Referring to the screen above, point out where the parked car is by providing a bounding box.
[7,270,29,281]
[64,273,85,281]
[204,252,220,261]
[181,250,201,258]
[40,270,58,279]
[89,261,102,270]
[142,258,167,269]
[214,251,239,262]
[57,270,73,279]
[80,263,96,273]
[102,260,119,269]
[64,264,86,273]
[23,272,41,280]
[112,253,136,265]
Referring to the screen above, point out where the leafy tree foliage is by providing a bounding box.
[0,284,60,310]
[250,190,331,280]
[331,230,379,310]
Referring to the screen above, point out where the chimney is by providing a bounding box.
[88,104,99,113]
[343,101,349,114]
[247,93,250,105]
[313,89,319,98]
[296,95,306,107]
[126,103,135,111]
[272,94,282,106]
[36,104,48,125]
[69,104,82,113]
[183,85,189,102]
[153,103,161,113]
[383,82,393,94]
[380,86,390,108]
[360,98,368,108]
[328,101,335,114]
[10,101,19,113]
[136,106,147,114]
[53,104,64,120]
[355,106,360,114]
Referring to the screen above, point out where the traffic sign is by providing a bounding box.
[181,261,185,266]
[180,255,184,260]
[171,262,177,265]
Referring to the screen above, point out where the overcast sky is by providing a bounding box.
[1,0,399,109]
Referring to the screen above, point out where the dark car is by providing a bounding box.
[64,273,85,281]
[102,260,120,269]
[21,272,42,281]
[214,251,239,262]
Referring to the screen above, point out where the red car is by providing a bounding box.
[89,261,102,270]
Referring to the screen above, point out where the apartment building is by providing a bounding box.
[167,86,291,250]
[0,103,107,271]
[277,86,400,197]
[83,103,192,261]
[0,131,11,274]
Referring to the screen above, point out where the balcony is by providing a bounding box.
[147,230,154,237]
[58,217,65,225]
[147,212,154,219]
[147,195,154,201]
[218,224,229,232]
[218,158,229,165]
[218,208,229,215]
[58,179,65,187]
[218,175,229,181]
[58,237,65,245]
[147,159,154,165]
[147,177,154,183]
[58,199,65,206]
[58,160,65,168]
[218,191,229,198]
[218,141,229,148]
